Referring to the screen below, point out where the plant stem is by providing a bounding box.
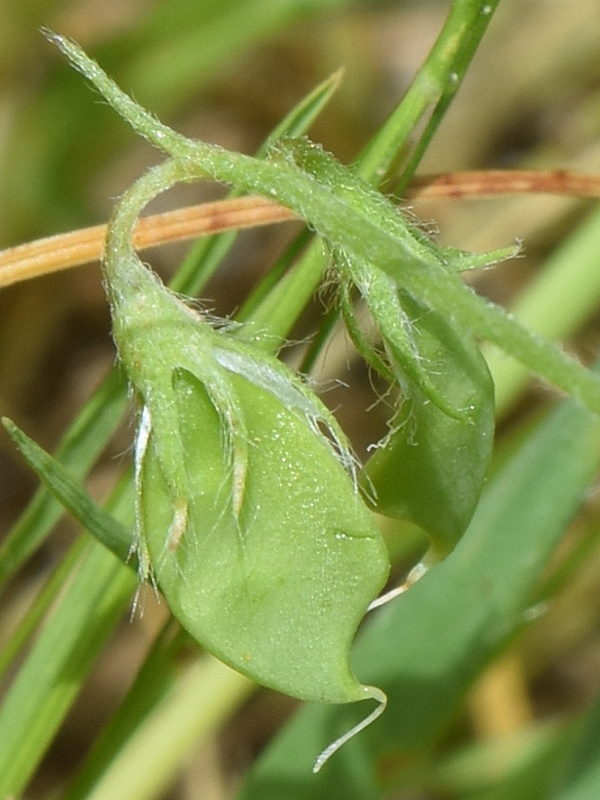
[1,169,599,289]
[393,0,500,194]
[360,0,500,188]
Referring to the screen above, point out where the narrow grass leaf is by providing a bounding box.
[63,622,184,800]
[0,368,127,593]
[0,537,88,679]
[0,545,136,799]
[2,418,133,565]
[552,693,600,800]
[78,656,253,800]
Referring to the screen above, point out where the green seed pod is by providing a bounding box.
[100,159,389,714]
[138,366,389,703]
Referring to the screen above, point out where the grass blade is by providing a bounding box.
[2,418,133,565]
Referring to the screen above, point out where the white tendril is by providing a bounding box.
[313,686,387,774]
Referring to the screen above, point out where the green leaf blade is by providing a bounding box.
[2,418,133,565]
[0,545,136,799]
[0,369,127,591]
[553,694,600,800]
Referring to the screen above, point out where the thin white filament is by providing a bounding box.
[367,562,428,612]
[367,583,408,611]
[132,404,153,581]
[312,686,387,774]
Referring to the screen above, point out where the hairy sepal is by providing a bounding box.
[103,181,389,704]
[139,367,389,703]
[361,289,495,554]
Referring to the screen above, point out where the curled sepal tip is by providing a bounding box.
[313,686,387,773]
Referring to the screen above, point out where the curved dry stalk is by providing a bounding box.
[0,196,296,289]
[1,169,599,290]
[407,169,600,199]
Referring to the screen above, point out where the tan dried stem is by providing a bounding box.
[1,169,599,290]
